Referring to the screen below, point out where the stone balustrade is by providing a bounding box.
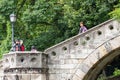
[3,51,48,74]
[3,51,42,69]
[45,19,120,59]
[1,51,48,80]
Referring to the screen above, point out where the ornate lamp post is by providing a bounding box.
[10,13,16,51]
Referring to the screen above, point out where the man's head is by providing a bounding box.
[15,39,20,44]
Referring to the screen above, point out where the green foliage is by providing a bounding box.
[0,22,11,57]
[110,8,120,19]
[113,68,120,76]
[0,0,119,55]
[109,0,120,19]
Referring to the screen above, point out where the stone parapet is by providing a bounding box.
[3,51,48,69]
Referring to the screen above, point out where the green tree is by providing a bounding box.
[0,0,119,55]
[0,22,11,58]
[109,0,120,19]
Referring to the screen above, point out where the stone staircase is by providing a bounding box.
[44,19,120,80]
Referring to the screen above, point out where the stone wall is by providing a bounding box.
[2,51,48,80]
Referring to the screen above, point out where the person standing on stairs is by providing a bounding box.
[79,21,87,33]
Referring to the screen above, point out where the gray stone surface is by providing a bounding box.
[3,52,43,69]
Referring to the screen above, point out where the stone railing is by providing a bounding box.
[3,51,48,75]
[3,51,42,69]
[45,19,120,59]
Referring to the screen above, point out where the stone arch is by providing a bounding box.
[71,35,120,80]
[83,47,120,80]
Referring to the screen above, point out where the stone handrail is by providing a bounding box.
[44,19,119,55]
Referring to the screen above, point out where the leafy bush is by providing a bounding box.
[113,68,120,76]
